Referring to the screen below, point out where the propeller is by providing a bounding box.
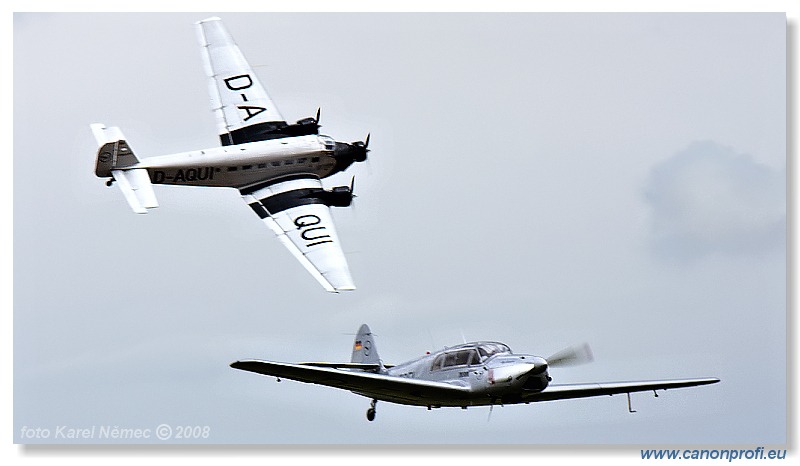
[347,175,360,219]
[351,133,370,163]
[546,343,594,368]
[315,107,321,125]
[352,133,369,149]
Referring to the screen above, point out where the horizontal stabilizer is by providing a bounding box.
[90,123,125,146]
[112,169,159,214]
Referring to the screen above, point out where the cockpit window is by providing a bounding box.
[431,354,445,371]
[432,345,508,371]
[319,135,336,152]
[432,349,481,371]
[477,343,511,361]
[444,351,466,367]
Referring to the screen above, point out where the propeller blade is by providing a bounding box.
[546,343,593,368]
[315,107,321,124]
[350,176,355,193]
[364,133,370,149]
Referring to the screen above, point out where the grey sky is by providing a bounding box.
[13,12,786,445]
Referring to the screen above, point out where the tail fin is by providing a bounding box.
[91,123,158,214]
[91,123,140,177]
[351,324,380,365]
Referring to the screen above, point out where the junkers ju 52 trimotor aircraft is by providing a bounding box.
[91,17,369,292]
[231,325,719,421]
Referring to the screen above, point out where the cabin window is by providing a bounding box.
[442,349,479,368]
[242,165,252,170]
[257,163,266,169]
[227,166,237,172]
[311,157,320,163]
[270,161,280,167]
[432,348,482,371]
[298,157,307,164]
[443,352,461,368]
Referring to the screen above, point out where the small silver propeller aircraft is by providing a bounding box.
[231,324,719,421]
[91,17,369,292]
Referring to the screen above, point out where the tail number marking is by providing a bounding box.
[152,167,215,183]
[294,214,333,248]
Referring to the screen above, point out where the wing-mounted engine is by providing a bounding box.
[245,176,356,212]
[278,108,322,138]
[258,184,351,211]
[318,177,356,208]
[221,110,321,145]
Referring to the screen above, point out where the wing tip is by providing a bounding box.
[230,360,264,371]
[330,286,356,293]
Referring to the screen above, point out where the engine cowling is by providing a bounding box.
[318,186,354,208]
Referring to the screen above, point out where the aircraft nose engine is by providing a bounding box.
[527,357,549,375]
[488,356,548,388]
[334,135,370,164]
[350,134,370,162]
[521,356,550,390]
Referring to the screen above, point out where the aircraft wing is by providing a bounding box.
[196,17,288,146]
[241,178,355,292]
[524,377,720,402]
[231,360,472,403]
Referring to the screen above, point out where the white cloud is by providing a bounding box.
[644,141,784,259]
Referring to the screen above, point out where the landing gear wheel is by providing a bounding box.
[366,399,377,421]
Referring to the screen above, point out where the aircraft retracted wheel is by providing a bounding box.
[366,399,377,421]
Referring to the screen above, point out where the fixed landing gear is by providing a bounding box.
[366,399,377,422]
